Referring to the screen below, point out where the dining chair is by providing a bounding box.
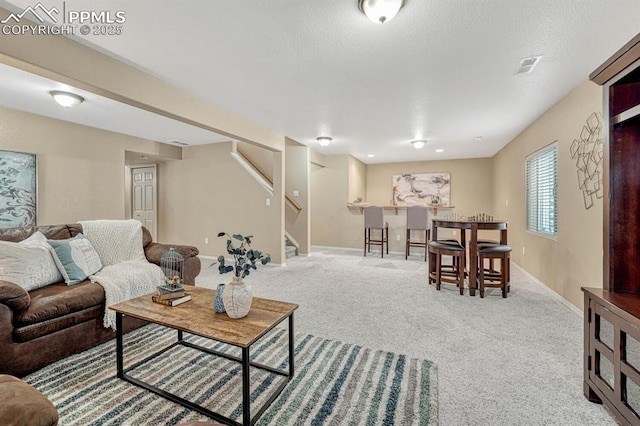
[405,206,430,261]
[364,206,388,258]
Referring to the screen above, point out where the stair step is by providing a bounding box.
[285,245,297,259]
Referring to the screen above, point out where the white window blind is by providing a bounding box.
[526,143,558,237]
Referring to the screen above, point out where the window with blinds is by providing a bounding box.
[526,143,558,237]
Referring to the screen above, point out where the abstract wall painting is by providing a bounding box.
[392,173,450,206]
[570,112,603,210]
[0,150,37,228]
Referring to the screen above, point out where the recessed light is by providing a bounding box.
[367,154,375,158]
[435,149,444,153]
[411,140,426,149]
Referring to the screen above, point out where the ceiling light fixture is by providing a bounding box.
[411,140,426,149]
[435,149,444,153]
[367,154,375,158]
[359,0,405,24]
[50,91,84,108]
[317,136,332,147]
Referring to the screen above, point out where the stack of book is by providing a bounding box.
[152,286,192,306]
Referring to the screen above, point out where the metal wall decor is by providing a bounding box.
[0,150,37,228]
[570,112,603,210]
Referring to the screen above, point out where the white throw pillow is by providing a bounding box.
[0,231,64,291]
[48,234,103,285]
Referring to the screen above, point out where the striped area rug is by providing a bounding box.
[24,324,438,425]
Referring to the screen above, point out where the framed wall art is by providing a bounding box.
[0,150,37,228]
[392,172,450,206]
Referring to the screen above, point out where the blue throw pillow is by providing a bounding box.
[48,234,103,285]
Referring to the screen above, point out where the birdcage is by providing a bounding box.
[160,247,184,289]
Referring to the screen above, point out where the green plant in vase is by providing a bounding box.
[211,232,271,319]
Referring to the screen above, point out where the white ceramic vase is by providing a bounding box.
[222,276,253,319]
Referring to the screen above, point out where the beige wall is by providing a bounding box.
[311,155,365,249]
[285,139,311,254]
[492,79,604,309]
[312,155,495,252]
[0,106,285,265]
[0,106,179,225]
[348,156,367,203]
[366,158,495,252]
[158,143,284,264]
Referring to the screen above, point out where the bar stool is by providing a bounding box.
[477,244,512,298]
[428,240,466,295]
[364,206,388,258]
[405,206,430,261]
[478,239,510,289]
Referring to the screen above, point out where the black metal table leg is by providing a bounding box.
[116,313,123,379]
[178,330,183,342]
[289,314,295,376]
[242,347,251,425]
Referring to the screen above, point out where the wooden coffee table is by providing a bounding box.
[109,286,298,426]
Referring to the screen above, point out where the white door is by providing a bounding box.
[131,165,157,239]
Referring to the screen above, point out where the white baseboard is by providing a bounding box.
[197,254,285,266]
[512,262,582,317]
[311,245,408,256]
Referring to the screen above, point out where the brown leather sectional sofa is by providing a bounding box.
[0,223,201,377]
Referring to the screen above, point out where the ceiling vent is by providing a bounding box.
[168,140,189,146]
[516,55,543,74]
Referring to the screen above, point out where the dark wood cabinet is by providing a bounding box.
[584,33,640,425]
[583,288,640,425]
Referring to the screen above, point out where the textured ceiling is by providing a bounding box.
[1,1,640,164]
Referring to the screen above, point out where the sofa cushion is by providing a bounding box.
[0,231,63,291]
[15,282,104,327]
[48,234,103,285]
[0,374,58,426]
[14,305,103,342]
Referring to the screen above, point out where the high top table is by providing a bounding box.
[431,218,508,296]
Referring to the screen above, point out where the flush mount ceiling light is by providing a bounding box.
[359,0,405,24]
[411,140,426,149]
[317,136,332,147]
[50,91,84,108]
[435,149,444,153]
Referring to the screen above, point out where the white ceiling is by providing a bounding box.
[0,63,229,146]
[1,1,640,164]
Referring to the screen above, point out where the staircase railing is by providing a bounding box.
[235,148,302,212]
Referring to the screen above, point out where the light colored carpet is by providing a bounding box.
[25,324,437,425]
[197,247,615,425]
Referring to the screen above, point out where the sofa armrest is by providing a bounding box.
[0,281,29,312]
[144,243,201,285]
[144,243,199,265]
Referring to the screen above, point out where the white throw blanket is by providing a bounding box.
[89,260,164,329]
[79,219,146,266]
[79,220,163,329]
